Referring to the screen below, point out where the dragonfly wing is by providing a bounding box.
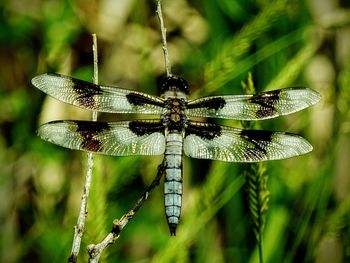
[186,87,321,120]
[38,120,166,156]
[32,73,165,114]
[183,121,313,162]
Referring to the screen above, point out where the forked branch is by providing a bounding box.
[87,161,165,262]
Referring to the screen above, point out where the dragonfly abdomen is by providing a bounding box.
[164,132,183,236]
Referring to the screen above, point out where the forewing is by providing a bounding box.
[32,73,165,114]
[186,87,321,120]
[38,120,165,156]
[183,121,313,162]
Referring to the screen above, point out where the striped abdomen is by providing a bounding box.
[164,131,183,236]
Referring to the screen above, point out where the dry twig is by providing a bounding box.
[68,34,99,263]
[156,0,172,76]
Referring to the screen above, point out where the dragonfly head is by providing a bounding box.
[160,75,189,96]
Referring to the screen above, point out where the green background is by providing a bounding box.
[0,0,349,262]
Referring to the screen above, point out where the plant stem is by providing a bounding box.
[156,0,172,76]
[67,34,98,263]
[259,234,263,263]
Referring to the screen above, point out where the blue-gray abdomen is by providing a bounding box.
[164,132,183,236]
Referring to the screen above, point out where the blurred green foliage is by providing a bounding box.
[0,0,349,262]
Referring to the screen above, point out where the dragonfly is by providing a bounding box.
[32,73,321,235]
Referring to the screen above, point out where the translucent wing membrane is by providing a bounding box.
[32,73,165,114]
[38,120,166,156]
[183,121,312,162]
[34,73,319,161]
[186,87,321,120]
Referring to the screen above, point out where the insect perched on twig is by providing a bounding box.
[32,73,321,235]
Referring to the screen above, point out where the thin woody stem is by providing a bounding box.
[67,34,98,263]
[92,34,98,121]
[156,0,172,76]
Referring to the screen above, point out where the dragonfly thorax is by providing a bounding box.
[163,97,187,131]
